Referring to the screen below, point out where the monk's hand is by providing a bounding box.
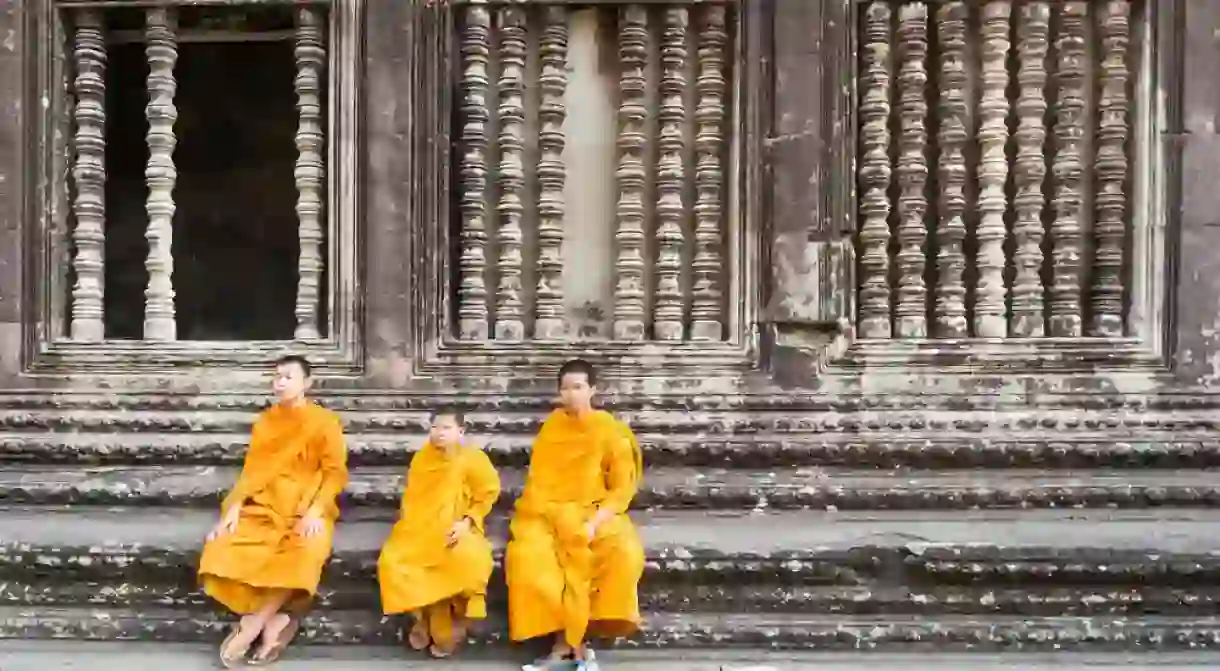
[586,508,613,541]
[447,517,473,547]
[295,510,325,538]
[208,507,240,541]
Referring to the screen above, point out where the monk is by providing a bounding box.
[378,409,501,658]
[198,354,349,667]
[506,358,645,671]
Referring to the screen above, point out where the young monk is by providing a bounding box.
[506,359,645,671]
[198,354,349,667]
[377,409,501,658]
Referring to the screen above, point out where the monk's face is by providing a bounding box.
[429,414,464,448]
[558,372,595,412]
[272,362,311,404]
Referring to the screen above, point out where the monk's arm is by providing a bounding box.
[598,432,641,516]
[219,417,269,514]
[464,451,502,534]
[305,416,350,518]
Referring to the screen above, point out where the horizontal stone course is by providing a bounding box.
[2,465,1219,511]
[2,432,1217,469]
[2,606,1219,651]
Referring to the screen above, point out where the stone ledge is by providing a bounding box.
[6,580,1219,619]
[3,432,1218,469]
[3,464,1219,511]
[6,642,1220,671]
[2,607,1219,651]
[0,408,1215,436]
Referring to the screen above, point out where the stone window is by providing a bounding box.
[28,0,363,372]
[851,0,1171,360]
[404,0,767,383]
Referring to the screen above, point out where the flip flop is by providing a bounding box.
[248,616,299,666]
[218,624,252,669]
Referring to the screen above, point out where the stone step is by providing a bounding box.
[5,642,1220,671]
[2,506,1219,587]
[7,578,1220,618]
[0,407,1211,436]
[2,464,1218,511]
[2,431,1217,469]
[1,606,1218,651]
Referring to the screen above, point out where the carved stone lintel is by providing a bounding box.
[689,4,729,342]
[293,7,327,341]
[1011,1,1050,338]
[857,2,893,339]
[457,7,492,341]
[893,2,929,339]
[493,7,527,342]
[1049,2,1087,338]
[69,9,107,343]
[1090,0,1131,337]
[933,1,968,339]
[653,7,689,342]
[973,1,1011,338]
[534,6,568,341]
[612,5,649,342]
[142,7,179,342]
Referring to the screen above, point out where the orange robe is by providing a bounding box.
[377,441,501,637]
[198,401,349,614]
[505,409,645,646]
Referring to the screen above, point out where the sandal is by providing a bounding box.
[219,621,257,669]
[248,615,299,666]
[428,642,455,659]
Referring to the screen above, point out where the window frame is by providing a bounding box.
[22,0,365,375]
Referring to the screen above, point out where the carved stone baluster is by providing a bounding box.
[494,7,527,341]
[293,8,326,340]
[973,1,1010,338]
[933,1,968,338]
[690,5,728,342]
[653,7,689,341]
[1091,0,1131,337]
[457,8,491,341]
[69,10,107,342]
[894,3,928,339]
[857,2,893,339]
[1011,2,1050,337]
[613,5,649,341]
[143,8,178,341]
[1049,2,1086,337]
[534,6,568,340]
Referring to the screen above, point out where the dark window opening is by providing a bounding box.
[94,5,329,341]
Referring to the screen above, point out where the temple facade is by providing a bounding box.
[1,0,1220,660]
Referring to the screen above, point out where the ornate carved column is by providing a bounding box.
[1091,0,1131,337]
[494,7,527,342]
[1011,1,1050,337]
[457,7,491,341]
[293,7,326,340]
[613,5,649,341]
[857,2,893,339]
[690,4,728,342]
[534,6,568,340]
[973,1,1011,338]
[933,1,968,339]
[653,7,689,341]
[142,8,179,342]
[1049,2,1086,338]
[894,2,928,339]
[69,9,107,343]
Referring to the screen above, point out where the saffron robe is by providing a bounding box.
[198,401,349,614]
[378,441,501,620]
[505,409,645,645]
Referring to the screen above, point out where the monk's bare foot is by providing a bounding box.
[406,617,430,651]
[219,614,263,667]
[250,612,292,663]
